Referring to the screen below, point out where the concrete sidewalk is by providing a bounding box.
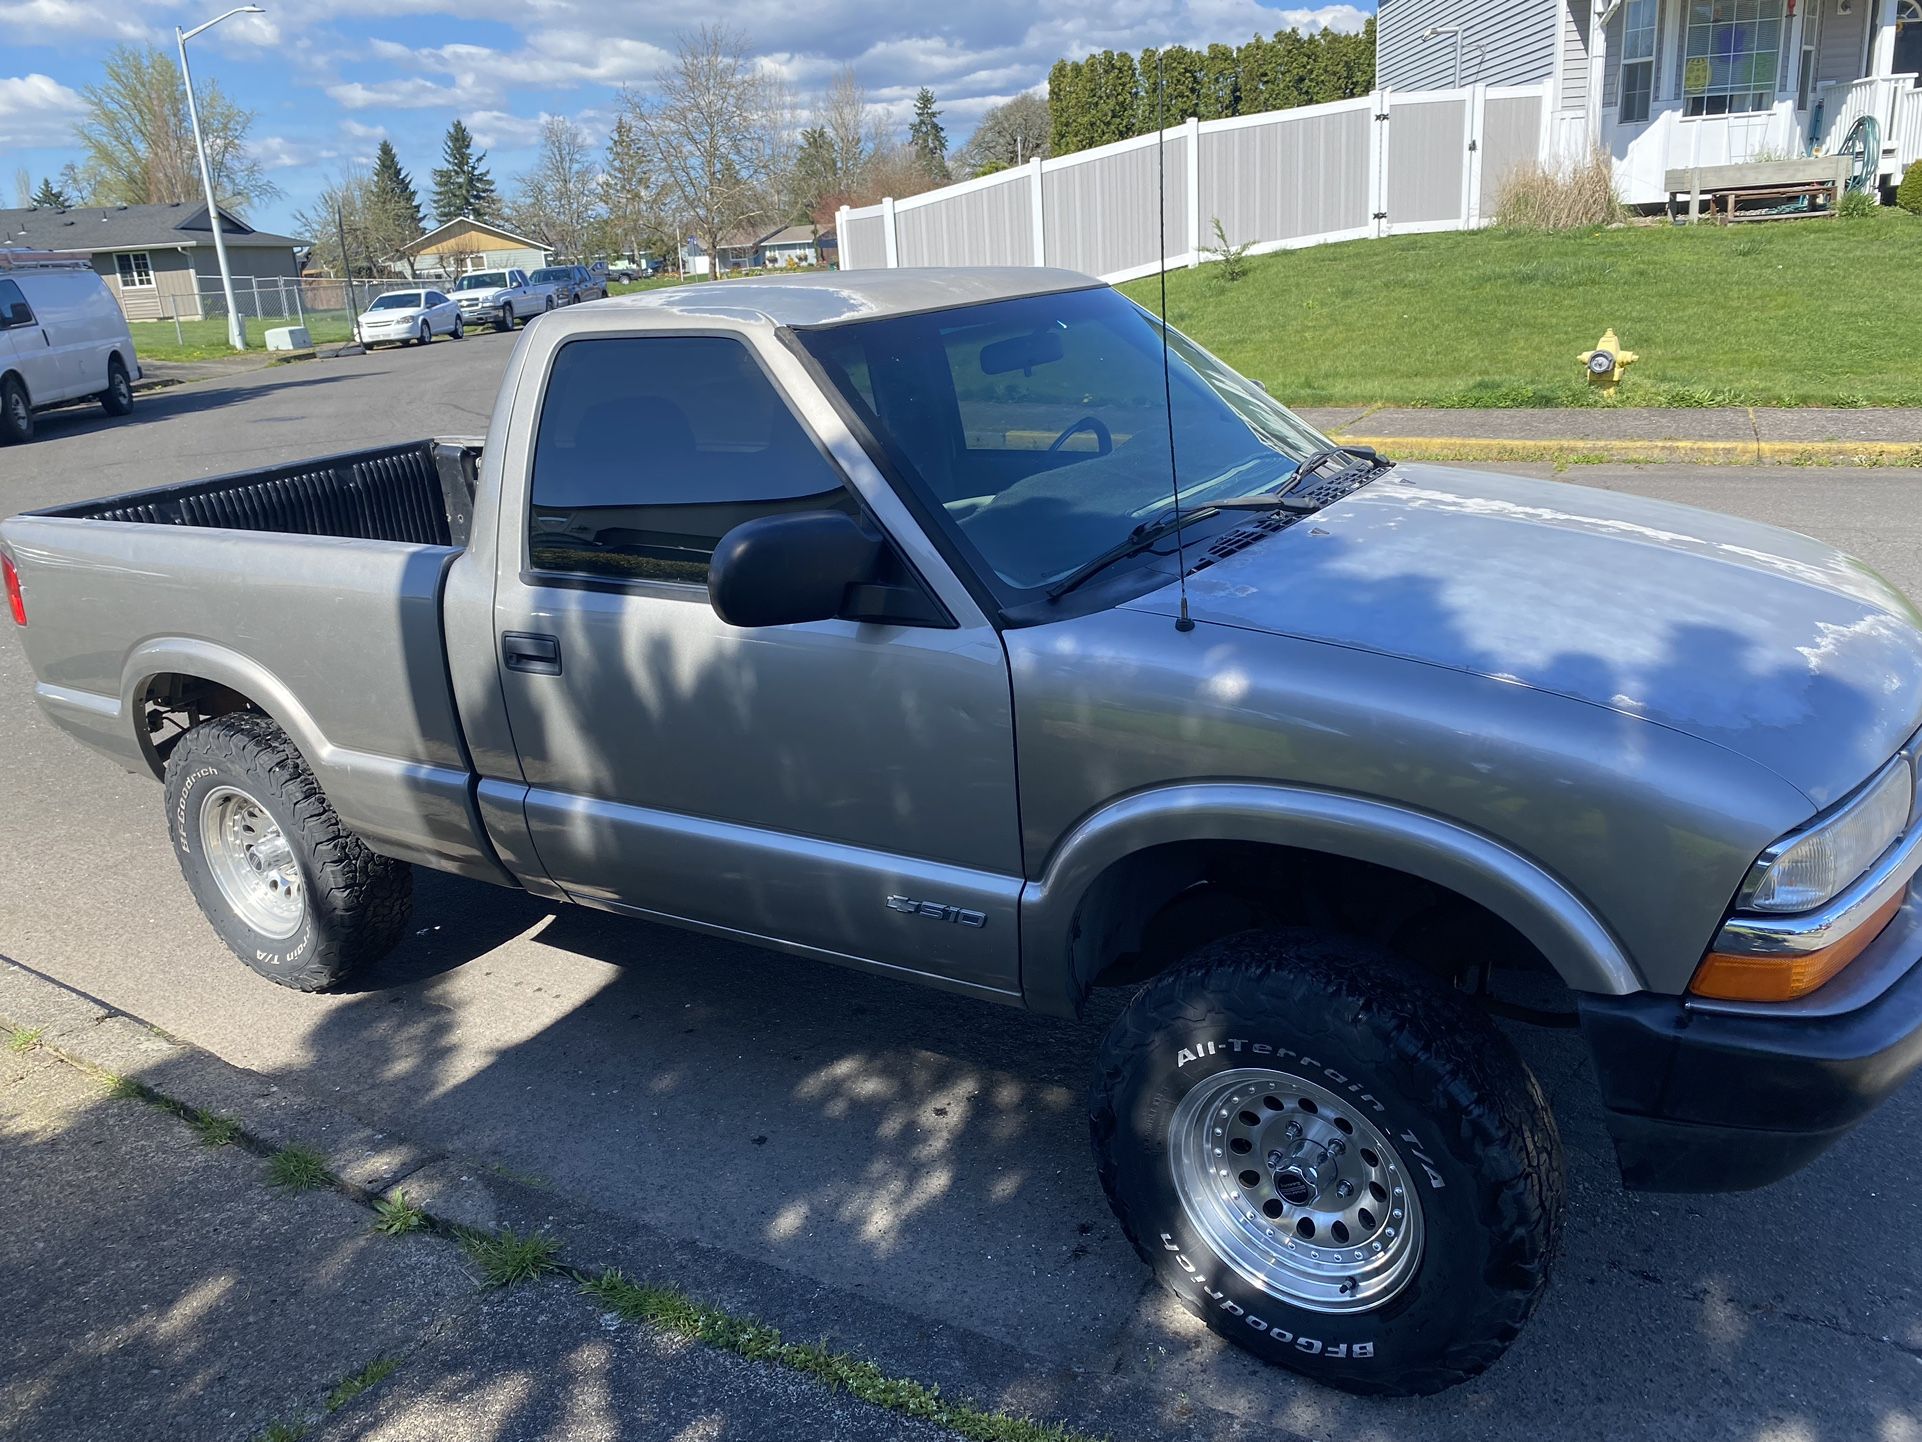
[1296,406,1922,465]
[0,975,1038,1442]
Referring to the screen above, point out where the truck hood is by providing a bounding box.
[1128,464,1922,807]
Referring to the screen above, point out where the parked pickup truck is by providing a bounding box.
[449,267,556,331]
[6,268,1922,1395]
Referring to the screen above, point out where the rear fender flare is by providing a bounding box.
[1017,782,1641,1015]
[124,638,330,780]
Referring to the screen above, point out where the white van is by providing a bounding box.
[0,248,140,444]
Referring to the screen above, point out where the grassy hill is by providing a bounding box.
[1120,210,1922,408]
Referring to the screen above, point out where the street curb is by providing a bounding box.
[0,954,1295,1442]
[1333,434,1922,468]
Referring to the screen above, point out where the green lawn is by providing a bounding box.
[1120,210,1922,408]
[130,313,358,363]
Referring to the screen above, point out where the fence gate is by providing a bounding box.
[1376,88,1475,236]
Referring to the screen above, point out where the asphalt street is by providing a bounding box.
[1,330,1918,1441]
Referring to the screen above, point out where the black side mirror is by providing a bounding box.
[709,511,882,628]
[708,510,949,629]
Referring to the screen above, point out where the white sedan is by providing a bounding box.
[356,289,464,348]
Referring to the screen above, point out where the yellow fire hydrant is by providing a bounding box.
[1578,329,1637,398]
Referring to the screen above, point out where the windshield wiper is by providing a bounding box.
[1277,444,1382,496]
[1045,505,1220,602]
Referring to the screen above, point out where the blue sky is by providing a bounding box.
[0,0,1372,237]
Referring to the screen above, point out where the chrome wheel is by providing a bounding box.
[198,785,303,939]
[1170,1067,1424,1314]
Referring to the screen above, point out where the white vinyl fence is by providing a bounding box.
[840,84,1552,283]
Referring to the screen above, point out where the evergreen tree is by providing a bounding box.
[430,119,499,223]
[370,139,424,235]
[907,88,950,183]
[30,176,74,208]
[792,125,839,223]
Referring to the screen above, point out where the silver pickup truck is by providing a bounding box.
[6,268,1921,1396]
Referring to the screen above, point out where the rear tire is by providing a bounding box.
[100,357,134,416]
[1090,930,1564,1396]
[164,713,412,991]
[0,375,30,444]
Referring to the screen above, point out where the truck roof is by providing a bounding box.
[594,266,1100,329]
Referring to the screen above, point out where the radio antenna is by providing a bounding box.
[1155,50,1195,634]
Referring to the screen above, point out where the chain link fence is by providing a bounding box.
[146,276,436,351]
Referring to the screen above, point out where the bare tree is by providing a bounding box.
[509,115,601,261]
[627,26,785,277]
[74,44,276,213]
[954,93,1051,176]
[818,65,888,194]
[12,169,30,208]
[290,169,377,277]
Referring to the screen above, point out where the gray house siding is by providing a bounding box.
[1559,0,1592,112]
[1377,0,1559,90]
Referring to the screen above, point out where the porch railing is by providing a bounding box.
[1814,74,1921,181]
[1893,87,1922,175]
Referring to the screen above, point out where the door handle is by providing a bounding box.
[502,631,561,675]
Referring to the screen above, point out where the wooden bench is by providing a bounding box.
[1664,157,1851,223]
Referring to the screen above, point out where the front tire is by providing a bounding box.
[101,357,134,416]
[1,375,31,444]
[164,714,412,991]
[1091,930,1564,1396]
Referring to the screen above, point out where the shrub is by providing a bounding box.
[1898,160,1922,216]
[1205,216,1251,282]
[1494,151,1623,231]
[1838,187,1878,219]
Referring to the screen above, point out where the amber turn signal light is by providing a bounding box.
[1690,890,1904,1003]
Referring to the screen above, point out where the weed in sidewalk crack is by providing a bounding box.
[372,1191,426,1236]
[192,1111,242,1148]
[266,1144,333,1192]
[325,1355,400,1412]
[7,1026,44,1053]
[102,1073,149,1101]
[577,1269,1098,1442]
[257,1420,308,1442]
[462,1226,561,1287]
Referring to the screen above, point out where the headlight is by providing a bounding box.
[1742,757,1912,913]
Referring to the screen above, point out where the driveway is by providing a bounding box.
[1,341,1917,1440]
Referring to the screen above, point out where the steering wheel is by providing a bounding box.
[1047,415,1113,456]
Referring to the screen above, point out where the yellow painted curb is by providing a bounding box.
[1337,435,1922,468]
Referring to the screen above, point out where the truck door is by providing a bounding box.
[489,330,1024,998]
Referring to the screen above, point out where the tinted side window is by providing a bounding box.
[0,280,32,329]
[528,336,854,586]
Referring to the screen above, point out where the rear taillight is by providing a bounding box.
[3,554,24,626]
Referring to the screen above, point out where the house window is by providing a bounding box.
[1683,0,1786,116]
[1621,0,1658,122]
[115,252,154,289]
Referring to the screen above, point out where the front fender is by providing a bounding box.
[1016,782,1640,1016]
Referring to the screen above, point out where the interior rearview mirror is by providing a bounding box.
[979,326,1063,376]
[709,511,884,628]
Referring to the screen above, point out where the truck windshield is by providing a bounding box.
[455,272,508,290]
[797,287,1332,600]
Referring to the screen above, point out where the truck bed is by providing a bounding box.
[0,436,504,884]
[31,438,481,547]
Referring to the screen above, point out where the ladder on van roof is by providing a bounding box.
[0,247,94,271]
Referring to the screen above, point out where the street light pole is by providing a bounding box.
[177,5,264,351]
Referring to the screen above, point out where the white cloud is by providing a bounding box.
[0,0,155,41]
[0,71,86,148]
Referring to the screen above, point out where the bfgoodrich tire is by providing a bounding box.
[164,713,412,991]
[1091,930,1564,1396]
